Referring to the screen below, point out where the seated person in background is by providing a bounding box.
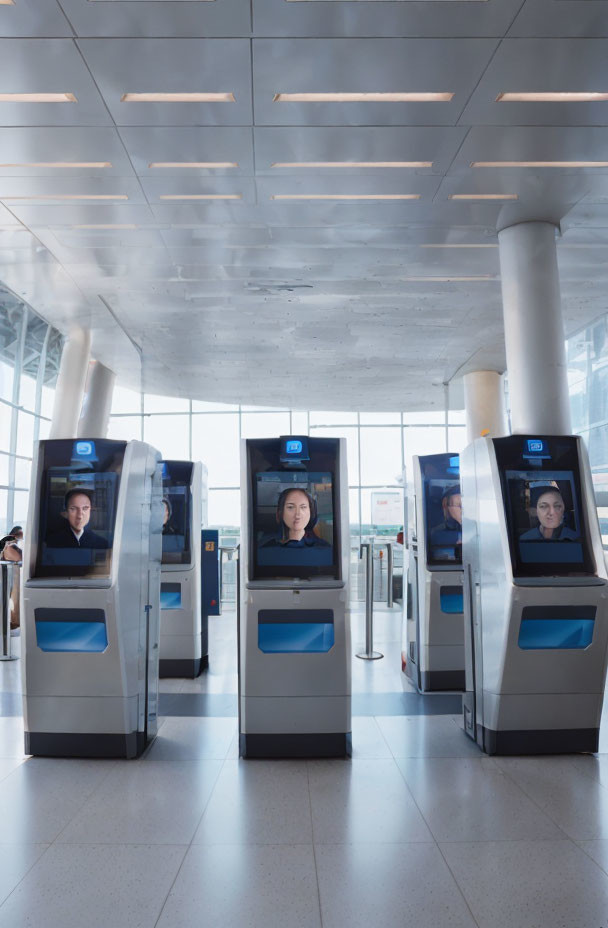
[1,531,23,636]
[162,498,176,535]
[520,486,579,541]
[46,488,109,549]
[262,488,330,548]
[430,486,462,544]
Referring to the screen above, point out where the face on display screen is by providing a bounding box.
[35,439,125,579]
[420,454,462,567]
[254,472,336,577]
[495,436,596,577]
[161,461,193,565]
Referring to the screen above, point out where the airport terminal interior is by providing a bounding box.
[3,1,608,926]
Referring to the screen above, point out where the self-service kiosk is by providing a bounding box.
[159,460,208,678]
[239,436,351,758]
[404,453,464,692]
[462,434,608,754]
[22,438,162,758]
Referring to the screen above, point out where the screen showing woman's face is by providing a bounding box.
[281,490,310,532]
[536,491,565,531]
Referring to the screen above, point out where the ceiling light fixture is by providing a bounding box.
[1,194,128,200]
[0,1,16,5]
[472,160,608,168]
[271,193,421,200]
[448,193,518,200]
[401,275,495,281]
[0,161,112,168]
[121,92,235,103]
[0,93,77,103]
[159,194,242,199]
[273,92,453,103]
[271,161,433,168]
[497,92,608,103]
[73,224,138,230]
[149,162,238,168]
[421,243,498,248]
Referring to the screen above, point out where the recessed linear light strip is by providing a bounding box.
[449,193,517,200]
[401,276,495,282]
[149,162,238,168]
[121,92,235,103]
[273,92,453,103]
[421,243,497,248]
[497,92,608,103]
[0,162,112,168]
[74,225,138,230]
[472,161,608,168]
[0,93,77,103]
[159,194,241,199]
[271,161,432,168]
[1,194,128,200]
[271,193,421,200]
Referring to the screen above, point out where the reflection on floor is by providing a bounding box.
[0,605,608,928]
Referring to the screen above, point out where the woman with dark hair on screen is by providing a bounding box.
[162,498,176,535]
[520,485,579,541]
[262,487,330,547]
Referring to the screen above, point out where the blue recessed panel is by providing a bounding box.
[519,618,594,650]
[34,607,107,653]
[161,582,182,610]
[258,608,334,653]
[440,587,463,614]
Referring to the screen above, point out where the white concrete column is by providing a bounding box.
[77,360,115,438]
[498,221,571,435]
[463,370,508,444]
[49,327,91,440]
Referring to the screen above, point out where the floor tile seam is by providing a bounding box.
[488,761,592,842]
[305,763,325,928]
[369,715,395,757]
[184,754,230,845]
[573,838,608,877]
[434,840,483,928]
[389,752,442,847]
[151,843,197,928]
[0,759,26,782]
[0,842,53,913]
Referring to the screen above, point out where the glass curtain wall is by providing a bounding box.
[0,289,62,533]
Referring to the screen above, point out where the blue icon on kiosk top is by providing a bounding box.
[286,440,303,455]
[280,436,310,464]
[72,440,97,461]
[524,438,550,461]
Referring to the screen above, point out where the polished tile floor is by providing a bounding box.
[1,605,608,928]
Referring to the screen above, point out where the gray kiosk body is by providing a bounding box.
[239,436,351,758]
[404,453,464,692]
[462,434,608,755]
[22,438,162,759]
[159,460,208,678]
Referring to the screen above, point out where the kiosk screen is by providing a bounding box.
[254,472,337,579]
[161,461,193,565]
[421,454,462,567]
[496,436,596,578]
[34,439,126,579]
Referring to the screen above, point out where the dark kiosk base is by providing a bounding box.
[240,732,352,759]
[24,730,149,759]
[159,655,208,678]
[478,725,599,756]
[421,669,465,691]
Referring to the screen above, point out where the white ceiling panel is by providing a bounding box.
[450,127,608,176]
[3,203,156,227]
[140,175,257,204]
[0,0,72,38]
[79,39,253,126]
[59,0,251,38]
[252,38,498,126]
[0,176,146,203]
[0,39,111,126]
[509,1,608,38]
[461,39,608,126]
[254,0,522,38]
[253,126,467,176]
[0,127,135,177]
[118,127,254,177]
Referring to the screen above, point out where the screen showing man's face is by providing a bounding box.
[65,493,92,533]
[445,493,462,525]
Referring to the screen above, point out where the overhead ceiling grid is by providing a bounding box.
[0,0,607,409]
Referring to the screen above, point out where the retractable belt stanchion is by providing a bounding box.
[357,542,383,660]
[386,542,394,608]
[0,561,18,662]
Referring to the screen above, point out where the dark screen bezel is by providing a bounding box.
[248,438,341,581]
[420,453,462,568]
[161,460,193,566]
[495,435,597,578]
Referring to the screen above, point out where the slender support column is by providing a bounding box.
[49,328,91,440]
[78,360,115,438]
[463,371,508,444]
[498,221,571,435]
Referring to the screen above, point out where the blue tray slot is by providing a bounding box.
[34,608,107,653]
[440,587,463,614]
[518,605,596,650]
[161,583,182,610]
[258,609,334,653]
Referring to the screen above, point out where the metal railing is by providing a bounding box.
[356,543,383,661]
